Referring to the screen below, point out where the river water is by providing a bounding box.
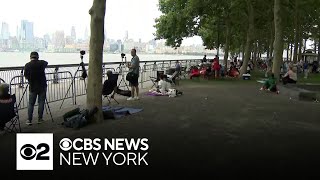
[0,52,207,67]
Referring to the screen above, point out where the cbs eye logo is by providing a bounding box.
[59,138,72,151]
[20,143,50,160]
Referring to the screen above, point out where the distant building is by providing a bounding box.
[53,31,65,49]
[1,22,10,40]
[71,26,76,41]
[125,30,129,41]
[0,22,10,49]
[20,20,34,50]
[84,27,89,41]
[20,20,34,42]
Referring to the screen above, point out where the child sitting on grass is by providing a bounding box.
[260,73,280,94]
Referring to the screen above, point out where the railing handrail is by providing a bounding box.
[0,59,202,71]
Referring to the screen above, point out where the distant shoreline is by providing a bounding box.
[0,51,215,56]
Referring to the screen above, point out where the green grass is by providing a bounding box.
[298,73,320,84]
[180,71,320,86]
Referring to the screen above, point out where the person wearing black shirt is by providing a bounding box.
[24,52,48,125]
[202,55,207,63]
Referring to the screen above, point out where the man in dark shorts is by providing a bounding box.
[127,49,140,101]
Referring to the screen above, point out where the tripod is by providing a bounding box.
[18,84,54,122]
[60,52,87,108]
[117,55,130,90]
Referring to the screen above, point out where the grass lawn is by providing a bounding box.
[180,70,320,85]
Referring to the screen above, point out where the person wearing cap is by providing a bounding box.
[24,52,48,125]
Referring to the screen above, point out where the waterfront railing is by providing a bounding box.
[0,59,201,110]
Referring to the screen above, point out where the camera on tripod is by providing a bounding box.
[121,53,126,58]
[80,50,86,56]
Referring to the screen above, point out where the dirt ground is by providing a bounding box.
[1,79,320,178]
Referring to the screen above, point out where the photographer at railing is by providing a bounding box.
[126,49,140,101]
[24,52,48,125]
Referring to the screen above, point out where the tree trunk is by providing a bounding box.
[293,0,299,63]
[240,0,254,76]
[298,37,303,61]
[242,44,245,61]
[303,38,307,53]
[286,42,289,61]
[290,43,293,61]
[318,35,320,61]
[269,24,274,57]
[87,0,106,122]
[272,0,284,80]
[253,41,258,69]
[223,18,231,73]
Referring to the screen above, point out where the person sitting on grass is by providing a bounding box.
[190,66,200,79]
[260,73,279,94]
[149,74,171,95]
[282,66,297,85]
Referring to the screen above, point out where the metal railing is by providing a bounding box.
[0,59,201,110]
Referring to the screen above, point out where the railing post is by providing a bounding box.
[19,69,24,88]
[141,63,146,89]
[53,66,59,84]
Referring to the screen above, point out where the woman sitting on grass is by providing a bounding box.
[282,66,297,85]
[260,73,279,94]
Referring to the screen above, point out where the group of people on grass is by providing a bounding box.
[260,60,298,94]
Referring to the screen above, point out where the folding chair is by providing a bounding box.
[0,78,5,84]
[102,73,120,105]
[0,94,21,133]
[150,71,164,88]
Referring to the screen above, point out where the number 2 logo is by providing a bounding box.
[20,143,50,160]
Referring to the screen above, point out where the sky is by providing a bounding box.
[0,0,203,45]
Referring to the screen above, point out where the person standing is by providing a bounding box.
[24,52,48,125]
[202,55,207,63]
[127,49,140,101]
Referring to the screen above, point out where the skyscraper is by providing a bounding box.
[20,20,34,42]
[125,30,129,41]
[1,22,10,40]
[84,27,89,41]
[71,26,76,41]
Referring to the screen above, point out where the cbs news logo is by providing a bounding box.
[16,134,53,170]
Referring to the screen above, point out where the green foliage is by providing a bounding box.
[154,0,320,54]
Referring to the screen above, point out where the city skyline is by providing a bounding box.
[0,0,203,45]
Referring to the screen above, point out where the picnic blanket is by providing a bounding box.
[145,91,167,96]
[102,106,143,119]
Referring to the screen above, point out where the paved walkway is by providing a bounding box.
[1,79,320,177]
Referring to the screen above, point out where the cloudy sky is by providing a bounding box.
[0,0,202,44]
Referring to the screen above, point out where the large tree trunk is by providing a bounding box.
[269,24,274,57]
[293,0,299,63]
[87,0,106,122]
[240,0,254,76]
[298,37,303,61]
[272,0,284,80]
[223,18,231,73]
[253,41,258,69]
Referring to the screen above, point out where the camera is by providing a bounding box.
[80,50,86,56]
[121,53,126,58]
